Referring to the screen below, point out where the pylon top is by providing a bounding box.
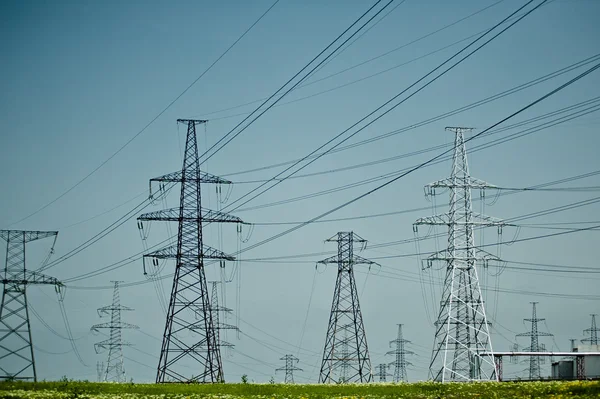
[445,126,474,133]
[177,119,208,125]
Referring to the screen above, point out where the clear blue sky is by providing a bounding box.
[1,0,599,383]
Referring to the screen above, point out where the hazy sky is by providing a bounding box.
[1,0,599,383]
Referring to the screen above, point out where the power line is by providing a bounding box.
[230,102,600,213]
[6,0,280,227]
[199,0,506,118]
[196,0,397,165]
[231,57,600,265]
[220,53,600,178]
[218,0,549,214]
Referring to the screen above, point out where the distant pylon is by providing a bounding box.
[373,363,392,382]
[137,119,245,383]
[581,314,599,346]
[276,354,302,383]
[318,232,374,384]
[516,302,553,380]
[96,361,104,382]
[91,281,138,383]
[386,324,413,382]
[414,127,502,382]
[0,230,61,382]
[192,281,238,381]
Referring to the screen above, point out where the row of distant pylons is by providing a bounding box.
[1,122,598,383]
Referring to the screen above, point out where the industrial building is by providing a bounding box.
[551,345,600,380]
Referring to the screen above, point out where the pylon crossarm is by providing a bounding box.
[97,305,134,315]
[425,248,500,264]
[144,244,235,261]
[138,207,245,224]
[0,230,58,243]
[317,255,375,266]
[414,213,505,227]
[2,270,62,286]
[425,177,497,191]
[150,170,232,185]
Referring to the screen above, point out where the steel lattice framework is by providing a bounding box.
[386,324,413,382]
[276,354,302,383]
[91,281,138,382]
[0,230,61,382]
[318,232,374,384]
[581,314,598,346]
[516,302,553,380]
[414,127,503,382]
[373,363,392,382]
[138,119,244,383]
[193,281,238,381]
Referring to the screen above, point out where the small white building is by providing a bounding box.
[551,344,600,380]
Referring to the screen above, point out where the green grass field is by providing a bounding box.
[1,380,599,399]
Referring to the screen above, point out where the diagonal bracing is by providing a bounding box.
[318,232,374,384]
[138,119,245,383]
[414,127,503,382]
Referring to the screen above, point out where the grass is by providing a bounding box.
[0,380,599,399]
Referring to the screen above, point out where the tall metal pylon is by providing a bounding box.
[318,232,374,384]
[581,314,599,346]
[373,363,392,382]
[0,230,61,382]
[96,361,104,382]
[516,302,553,380]
[276,354,302,383]
[91,281,138,383]
[138,119,245,383]
[414,127,503,382]
[194,281,238,381]
[386,324,413,382]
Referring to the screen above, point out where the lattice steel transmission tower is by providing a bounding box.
[318,232,374,384]
[276,354,302,383]
[414,127,503,382]
[138,119,244,383]
[0,230,61,382]
[96,361,104,382]
[194,280,238,381]
[373,363,392,382]
[581,314,598,345]
[91,281,138,383]
[386,324,413,382]
[516,302,553,380]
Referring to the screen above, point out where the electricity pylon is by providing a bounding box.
[0,230,61,382]
[516,302,553,380]
[414,127,502,382]
[96,361,104,382]
[318,232,374,384]
[581,314,598,346]
[91,281,138,383]
[386,324,413,382]
[192,281,238,381]
[138,119,245,383]
[276,354,302,383]
[373,363,392,382]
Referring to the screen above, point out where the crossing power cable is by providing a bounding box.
[29,0,397,276]
[62,174,600,285]
[196,0,398,165]
[228,55,600,258]
[232,104,600,213]
[6,0,281,227]
[215,0,550,214]
[40,54,598,242]
[199,0,506,117]
[227,95,600,185]
[56,8,599,290]
[220,53,600,178]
